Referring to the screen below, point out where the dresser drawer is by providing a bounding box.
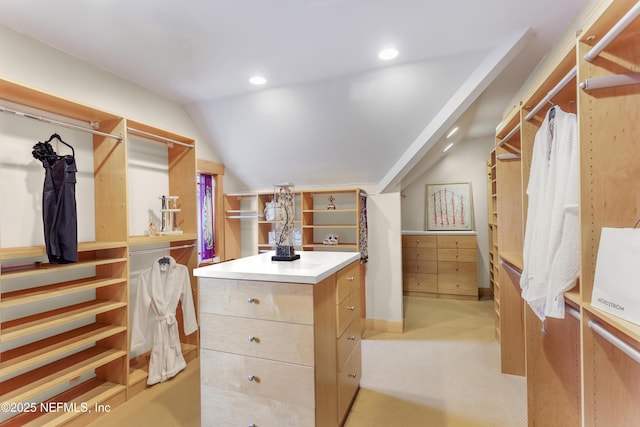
[403,273,438,293]
[402,247,437,261]
[337,314,361,369]
[201,349,315,409]
[403,259,438,274]
[437,235,476,249]
[338,341,361,422]
[402,235,436,249]
[201,386,315,427]
[437,261,477,275]
[200,313,315,366]
[336,261,360,304]
[200,278,313,324]
[437,276,478,296]
[437,248,477,263]
[337,290,361,337]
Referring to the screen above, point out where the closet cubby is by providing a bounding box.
[0,77,199,425]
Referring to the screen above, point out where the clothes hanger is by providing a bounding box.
[158,256,171,266]
[45,133,75,157]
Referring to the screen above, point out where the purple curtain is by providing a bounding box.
[199,174,215,260]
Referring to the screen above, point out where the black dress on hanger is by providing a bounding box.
[32,134,78,264]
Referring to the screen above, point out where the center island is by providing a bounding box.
[193,251,364,427]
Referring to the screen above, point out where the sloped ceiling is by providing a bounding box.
[0,0,587,192]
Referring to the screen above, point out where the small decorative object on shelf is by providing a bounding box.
[323,234,339,245]
[272,183,300,261]
[264,200,276,221]
[159,195,183,235]
[327,195,336,210]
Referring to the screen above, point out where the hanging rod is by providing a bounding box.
[498,123,521,147]
[580,72,640,91]
[500,259,522,276]
[524,66,577,122]
[129,243,196,256]
[127,127,194,149]
[588,320,640,364]
[0,104,123,141]
[566,305,581,321]
[496,153,521,160]
[584,1,640,62]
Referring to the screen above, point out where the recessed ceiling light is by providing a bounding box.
[446,127,459,139]
[443,142,454,153]
[378,48,399,61]
[249,76,267,85]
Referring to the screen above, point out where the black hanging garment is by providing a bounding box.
[32,134,78,264]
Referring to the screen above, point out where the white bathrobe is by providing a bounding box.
[131,256,198,385]
[520,106,580,320]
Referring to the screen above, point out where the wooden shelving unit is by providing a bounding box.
[492,1,640,424]
[0,78,199,425]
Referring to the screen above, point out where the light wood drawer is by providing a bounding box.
[403,273,438,293]
[338,341,361,422]
[437,235,476,249]
[402,247,437,261]
[201,349,315,409]
[337,314,361,369]
[438,275,478,296]
[437,261,477,275]
[403,259,438,274]
[200,313,315,366]
[337,291,361,337]
[336,261,360,304]
[199,278,313,324]
[201,385,315,427]
[402,235,436,249]
[437,248,477,263]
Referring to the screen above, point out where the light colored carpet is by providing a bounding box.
[345,296,527,427]
[88,296,526,427]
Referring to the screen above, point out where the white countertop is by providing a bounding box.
[193,251,361,284]
[402,230,477,235]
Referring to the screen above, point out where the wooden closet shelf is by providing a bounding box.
[302,209,358,213]
[1,257,127,279]
[303,224,357,229]
[583,303,640,344]
[0,346,126,406]
[0,241,127,260]
[128,233,197,246]
[1,277,127,308]
[1,300,127,343]
[4,379,127,427]
[0,323,127,378]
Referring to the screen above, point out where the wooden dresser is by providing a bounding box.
[402,232,478,300]
[195,252,362,427]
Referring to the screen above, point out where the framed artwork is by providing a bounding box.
[425,182,473,231]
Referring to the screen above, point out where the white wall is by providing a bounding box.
[401,136,494,289]
[366,192,404,324]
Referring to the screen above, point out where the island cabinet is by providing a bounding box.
[194,251,363,427]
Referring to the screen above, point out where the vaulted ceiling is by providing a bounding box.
[0,0,587,192]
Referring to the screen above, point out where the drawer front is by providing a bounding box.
[337,314,362,369]
[437,248,477,263]
[201,386,315,427]
[402,235,437,249]
[438,275,478,296]
[338,341,361,422]
[437,235,476,249]
[403,273,438,293]
[199,278,313,324]
[402,247,437,261]
[201,349,315,409]
[336,261,360,304]
[200,313,315,366]
[437,261,478,275]
[337,291,361,337]
[403,259,438,274]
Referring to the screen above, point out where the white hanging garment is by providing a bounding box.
[520,106,580,320]
[131,256,198,385]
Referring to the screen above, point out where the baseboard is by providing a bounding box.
[478,288,492,299]
[364,318,404,334]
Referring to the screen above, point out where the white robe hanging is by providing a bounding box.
[131,256,198,385]
[520,106,580,320]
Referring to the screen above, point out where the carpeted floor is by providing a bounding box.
[88,295,527,427]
